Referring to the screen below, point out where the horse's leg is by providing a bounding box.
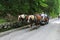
[28,23,32,28]
[31,24,32,27]
[34,20,37,26]
[34,22,39,29]
[36,20,40,28]
[30,21,33,28]
[35,21,38,26]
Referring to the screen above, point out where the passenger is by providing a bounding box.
[41,12,49,20]
[41,12,47,17]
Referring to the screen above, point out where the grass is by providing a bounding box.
[0,19,7,24]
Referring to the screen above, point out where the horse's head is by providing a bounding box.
[41,16,48,21]
[41,13,48,21]
[18,15,21,21]
[41,16,45,20]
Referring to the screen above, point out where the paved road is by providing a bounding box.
[0,18,60,40]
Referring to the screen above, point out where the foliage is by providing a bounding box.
[0,0,59,17]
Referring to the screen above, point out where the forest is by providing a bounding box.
[0,0,59,22]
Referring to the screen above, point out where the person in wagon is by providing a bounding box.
[41,12,47,17]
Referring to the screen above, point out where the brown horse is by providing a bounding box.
[34,14,42,25]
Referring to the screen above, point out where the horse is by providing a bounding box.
[34,14,42,25]
[25,15,35,27]
[26,14,42,28]
[18,14,27,22]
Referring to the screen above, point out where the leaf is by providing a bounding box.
[0,4,5,10]
[40,1,48,7]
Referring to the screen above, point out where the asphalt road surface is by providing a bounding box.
[0,18,60,40]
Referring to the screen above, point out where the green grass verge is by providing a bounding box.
[0,19,7,24]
